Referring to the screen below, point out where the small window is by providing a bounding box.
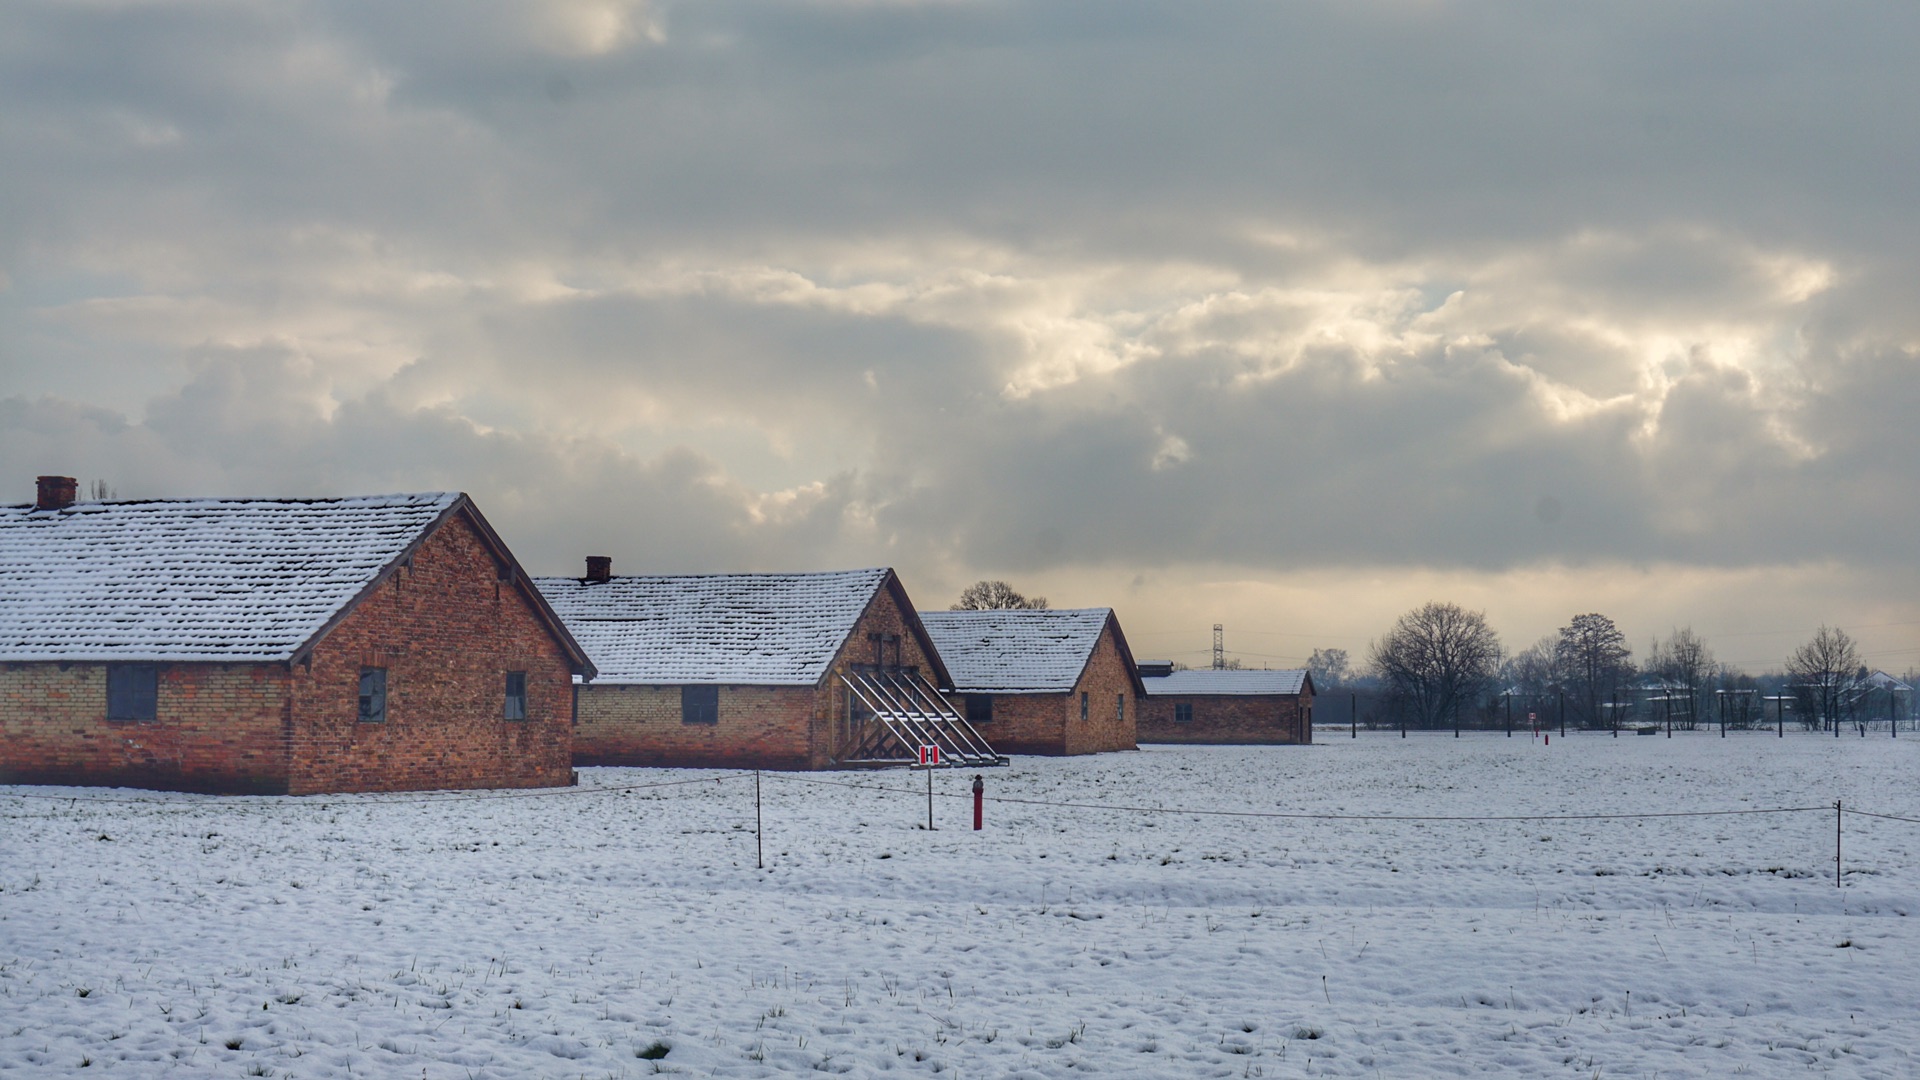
[1117,693,1125,722]
[504,672,528,720]
[1175,702,1194,724]
[1080,691,1089,721]
[682,684,719,724]
[359,668,387,723]
[966,695,993,725]
[106,664,158,722]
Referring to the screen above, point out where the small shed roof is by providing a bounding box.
[1141,669,1313,697]
[0,492,588,669]
[536,568,944,686]
[918,607,1130,694]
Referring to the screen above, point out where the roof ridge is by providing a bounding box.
[4,491,458,511]
[531,566,888,581]
[921,606,1110,618]
[0,491,467,663]
[534,567,897,685]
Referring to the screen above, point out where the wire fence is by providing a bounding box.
[6,767,1918,826]
[0,772,749,808]
[6,766,1918,887]
[759,771,1838,823]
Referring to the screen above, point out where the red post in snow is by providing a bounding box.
[972,774,984,831]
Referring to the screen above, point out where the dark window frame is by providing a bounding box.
[359,667,388,724]
[504,671,528,721]
[1175,702,1194,724]
[682,684,719,725]
[966,694,994,726]
[1117,693,1125,722]
[1080,691,1089,721]
[106,664,159,722]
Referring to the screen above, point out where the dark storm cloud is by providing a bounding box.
[1,0,1917,646]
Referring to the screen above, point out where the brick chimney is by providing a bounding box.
[35,475,77,511]
[584,555,612,583]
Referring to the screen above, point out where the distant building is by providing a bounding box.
[0,477,592,794]
[1852,670,1911,723]
[1136,666,1315,744]
[917,608,1142,756]
[537,563,998,770]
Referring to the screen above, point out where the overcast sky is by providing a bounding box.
[3,0,1917,673]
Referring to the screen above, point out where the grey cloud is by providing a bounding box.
[865,318,1919,575]
[3,0,1919,658]
[12,2,1917,262]
[0,355,881,577]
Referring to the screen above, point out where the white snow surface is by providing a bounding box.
[917,608,1112,694]
[535,569,891,685]
[0,493,459,662]
[1143,669,1310,696]
[4,733,1918,1078]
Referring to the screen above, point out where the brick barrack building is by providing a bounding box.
[1134,664,1315,744]
[537,562,998,770]
[0,477,593,794]
[917,608,1143,756]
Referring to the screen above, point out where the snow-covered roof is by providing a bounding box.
[1864,670,1912,692]
[1142,669,1311,697]
[0,493,462,662]
[535,568,899,685]
[917,608,1114,694]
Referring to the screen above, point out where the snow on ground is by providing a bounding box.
[4,733,1918,1078]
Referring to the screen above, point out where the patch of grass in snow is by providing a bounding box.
[635,1040,670,1059]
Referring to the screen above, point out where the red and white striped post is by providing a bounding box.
[918,746,940,830]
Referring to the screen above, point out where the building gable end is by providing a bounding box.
[287,496,467,669]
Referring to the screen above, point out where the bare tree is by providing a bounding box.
[1369,602,1503,729]
[1649,627,1714,729]
[1556,613,1633,728]
[1308,647,1351,689]
[1501,635,1562,711]
[1711,663,1761,729]
[1787,625,1861,731]
[952,580,1049,611]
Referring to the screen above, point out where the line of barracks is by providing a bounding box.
[0,477,1312,794]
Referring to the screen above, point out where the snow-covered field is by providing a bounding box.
[5,734,1918,1078]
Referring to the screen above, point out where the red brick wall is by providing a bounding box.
[0,661,291,793]
[573,575,949,770]
[573,684,817,769]
[1137,690,1314,744]
[823,585,948,767]
[1065,624,1139,755]
[962,620,1138,757]
[287,509,575,793]
[969,691,1068,755]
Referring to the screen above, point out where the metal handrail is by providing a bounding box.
[837,669,1007,767]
